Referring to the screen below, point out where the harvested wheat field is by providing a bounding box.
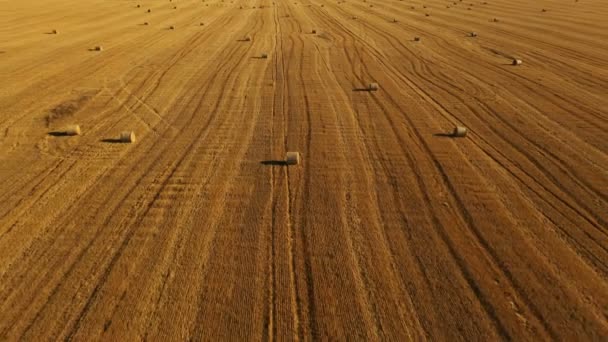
[1,0,607,340]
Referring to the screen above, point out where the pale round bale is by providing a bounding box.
[64,125,81,136]
[120,131,136,143]
[285,152,300,165]
[512,58,522,66]
[261,53,268,58]
[368,83,379,91]
[95,46,103,51]
[453,126,468,137]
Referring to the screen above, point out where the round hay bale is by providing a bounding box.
[170,25,175,29]
[52,29,58,34]
[64,125,81,136]
[470,31,478,37]
[425,13,430,16]
[95,45,103,51]
[453,126,467,137]
[312,29,316,34]
[493,18,499,22]
[147,9,151,12]
[392,18,398,23]
[414,36,421,41]
[137,4,141,8]
[285,152,300,165]
[512,58,522,66]
[244,36,252,41]
[144,22,149,25]
[200,22,205,26]
[261,53,268,58]
[120,131,136,143]
[368,83,379,91]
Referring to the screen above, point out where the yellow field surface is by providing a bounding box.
[0,0,607,339]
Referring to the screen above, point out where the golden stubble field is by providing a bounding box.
[0,0,607,340]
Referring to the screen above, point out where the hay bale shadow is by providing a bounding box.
[101,138,127,143]
[434,133,456,138]
[261,160,287,166]
[353,87,372,92]
[48,131,69,137]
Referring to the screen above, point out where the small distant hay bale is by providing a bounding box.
[368,83,379,91]
[453,126,467,137]
[94,45,103,51]
[64,125,81,136]
[261,53,268,58]
[52,29,58,34]
[414,36,421,41]
[285,152,300,165]
[147,9,151,12]
[312,29,317,34]
[512,59,522,65]
[369,4,373,7]
[120,131,136,143]
[493,18,499,22]
[352,15,358,19]
[200,22,205,26]
[470,31,478,37]
[137,4,141,8]
[244,35,252,41]
[170,25,175,29]
[541,8,547,12]
[425,13,430,16]
[144,22,149,25]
